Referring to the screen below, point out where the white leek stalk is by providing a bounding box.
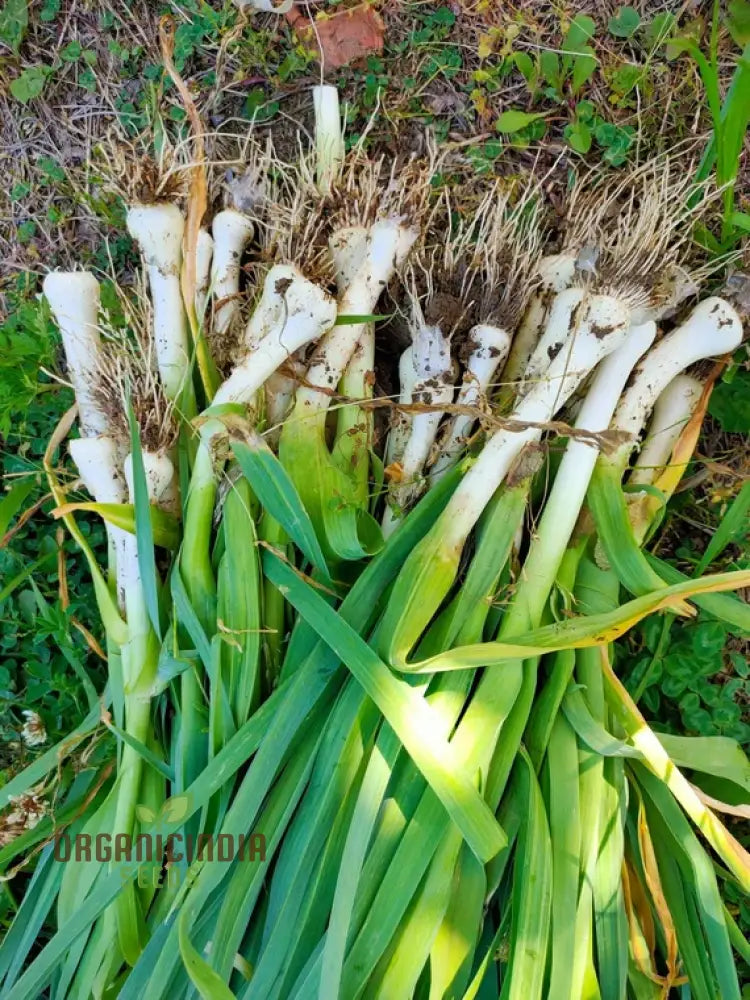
[68,436,128,508]
[195,228,214,323]
[519,286,586,396]
[331,227,376,490]
[124,448,179,512]
[43,271,109,437]
[384,345,420,469]
[211,210,254,338]
[382,324,454,536]
[265,357,305,442]
[609,297,743,473]
[294,219,418,416]
[443,295,630,551]
[121,451,175,608]
[331,227,370,292]
[180,265,335,638]
[111,449,173,961]
[212,265,336,406]
[430,324,512,482]
[446,320,652,815]
[126,203,190,401]
[69,435,129,608]
[629,374,703,488]
[313,84,345,196]
[515,322,656,625]
[500,254,577,394]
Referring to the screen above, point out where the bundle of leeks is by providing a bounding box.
[1,85,748,1000]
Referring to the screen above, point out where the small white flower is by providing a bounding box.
[21,710,47,747]
[1,787,47,845]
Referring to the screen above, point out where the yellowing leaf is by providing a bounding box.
[477,32,495,59]
[637,803,685,992]
[495,110,547,134]
[470,89,489,116]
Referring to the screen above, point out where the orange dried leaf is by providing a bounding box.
[286,4,385,71]
[384,461,404,484]
[638,802,686,993]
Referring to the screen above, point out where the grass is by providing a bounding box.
[0,0,748,986]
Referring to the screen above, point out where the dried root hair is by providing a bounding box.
[95,130,186,206]
[325,147,435,233]
[235,139,333,285]
[723,270,750,323]
[224,139,273,214]
[475,178,546,330]
[94,278,177,452]
[573,156,717,312]
[557,167,619,257]
[402,186,491,340]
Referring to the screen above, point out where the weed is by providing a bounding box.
[0,290,105,773]
[675,0,750,249]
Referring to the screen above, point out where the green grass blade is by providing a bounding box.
[695,480,750,573]
[655,733,750,797]
[171,564,213,670]
[588,459,671,597]
[57,781,119,927]
[320,492,522,997]
[319,736,394,1000]
[562,686,640,758]
[644,844,714,1000]
[460,915,504,1000]
[260,780,368,1000]
[0,551,56,602]
[212,728,324,987]
[341,791,453,996]
[604,661,750,890]
[260,687,375,945]
[4,867,134,1000]
[101,717,173,780]
[64,911,120,1000]
[168,471,463,982]
[0,845,62,990]
[259,513,288,686]
[392,569,750,673]
[47,474,129,645]
[279,409,380,564]
[724,903,750,965]
[240,690,377,998]
[525,648,577,769]
[0,476,36,536]
[55,501,180,549]
[644,553,750,632]
[107,918,177,1000]
[178,908,238,1000]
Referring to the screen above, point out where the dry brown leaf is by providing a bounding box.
[286,4,385,71]
[638,802,687,995]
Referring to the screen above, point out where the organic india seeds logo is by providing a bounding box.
[53,794,265,887]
